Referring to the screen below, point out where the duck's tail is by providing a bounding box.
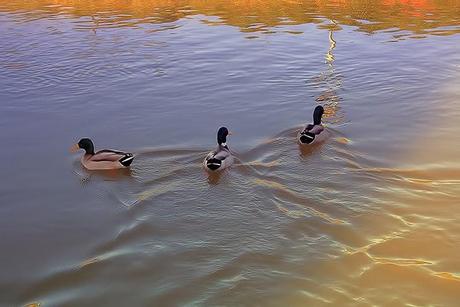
[299,132,316,144]
[119,153,134,167]
[206,158,222,171]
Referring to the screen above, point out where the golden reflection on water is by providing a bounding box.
[1,0,459,39]
[350,81,460,303]
[310,19,343,124]
[325,21,337,64]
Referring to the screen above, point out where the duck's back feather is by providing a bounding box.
[91,149,127,162]
[81,149,134,170]
[204,145,233,171]
[298,124,326,145]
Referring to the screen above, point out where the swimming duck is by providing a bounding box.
[298,105,326,145]
[70,138,134,170]
[203,127,234,171]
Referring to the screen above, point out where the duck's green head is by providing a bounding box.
[313,105,324,125]
[71,138,95,155]
[217,127,232,146]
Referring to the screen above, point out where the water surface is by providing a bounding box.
[1,0,460,306]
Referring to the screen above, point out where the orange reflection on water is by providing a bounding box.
[0,0,459,38]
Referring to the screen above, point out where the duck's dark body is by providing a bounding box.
[298,124,326,144]
[203,127,233,172]
[204,144,233,171]
[298,105,327,145]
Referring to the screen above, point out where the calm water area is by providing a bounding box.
[0,1,460,306]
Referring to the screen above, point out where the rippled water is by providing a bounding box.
[1,1,460,306]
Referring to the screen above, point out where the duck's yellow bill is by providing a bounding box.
[69,144,79,153]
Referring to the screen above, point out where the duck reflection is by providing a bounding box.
[74,164,133,183]
[298,141,324,157]
[205,169,225,185]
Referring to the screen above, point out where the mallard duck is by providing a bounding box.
[70,138,134,170]
[298,105,326,145]
[203,127,234,171]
